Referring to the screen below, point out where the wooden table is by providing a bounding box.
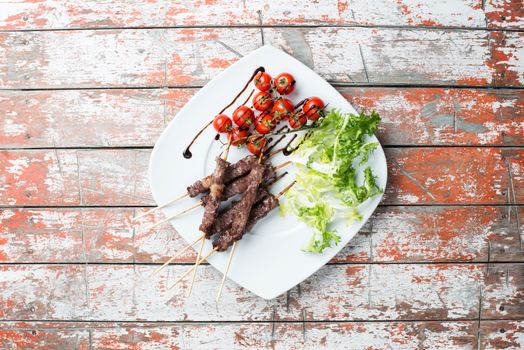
[0,1,523,349]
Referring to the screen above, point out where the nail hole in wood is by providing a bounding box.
[22,15,28,21]
[31,330,37,335]
[499,328,505,333]
[499,305,505,311]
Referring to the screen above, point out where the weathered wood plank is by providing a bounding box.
[0,321,480,350]
[343,88,524,146]
[482,264,524,319]
[0,0,491,30]
[2,88,522,148]
[1,28,522,88]
[1,148,522,206]
[1,206,522,264]
[486,0,524,29]
[0,28,261,89]
[263,28,523,87]
[480,321,524,350]
[0,326,89,349]
[385,148,522,205]
[0,264,485,321]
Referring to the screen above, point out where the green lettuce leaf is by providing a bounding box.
[281,109,383,253]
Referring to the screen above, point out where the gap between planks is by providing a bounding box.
[0,23,523,34]
[3,83,524,92]
[0,261,522,266]
[0,318,522,325]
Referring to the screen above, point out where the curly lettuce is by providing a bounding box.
[280,110,383,253]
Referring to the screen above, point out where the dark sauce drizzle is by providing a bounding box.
[294,98,307,110]
[263,126,289,155]
[183,66,265,159]
[282,134,298,156]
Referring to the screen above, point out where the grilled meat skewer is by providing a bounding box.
[213,193,279,251]
[198,157,229,235]
[212,164,264,251]
[201,162,275,206]
[187,155,257,197]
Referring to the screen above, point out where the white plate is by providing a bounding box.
[149,45,387,300]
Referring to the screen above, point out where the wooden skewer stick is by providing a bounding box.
[276,180,297,200]
[274,160,292,171]
[141,202,201,233]
[134,192,189,220]
[188,139,233,296]
[168,248,218,290]
[216,240,237,302]
[267,146,286,158]
[149,235,204,278]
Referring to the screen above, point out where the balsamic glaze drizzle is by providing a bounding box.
[282,134,298,156]
[183,66,265,159]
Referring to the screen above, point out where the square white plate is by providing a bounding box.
[149,45,387,299]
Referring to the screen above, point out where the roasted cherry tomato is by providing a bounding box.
[247,136,268,156]
[212,114,232,133]
[274,72,295,95]
[255,112,277,134]
[253,71,272,91]
[303,96,325,121]
[271,98,295,120]
[289,112,307,129]
[252,91,273,111]
[228,127,249,146]
[232,106,255,129]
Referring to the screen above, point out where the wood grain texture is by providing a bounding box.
[482,264,524,319]
[0,321,483,350]
[1,0,522,30]
[0,0,492,30]
[1,88,523,148]
[0,264,486,321]
[485,0,524,29]
[0,206,522,264]
[1,148,522,206]
[1,28,523,89]
[480,321,524,350]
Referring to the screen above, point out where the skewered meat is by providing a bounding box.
[213,193,279,251]
[198,157,228,235]
[187,155,257,197]
[210,187,270,236]
[213,163,264,251]
[244,194,279,232]
[201,162,276,206]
